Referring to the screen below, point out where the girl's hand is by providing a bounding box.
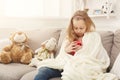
[74,44,82,51]
[65,41,82,54]
[65,42,75,54]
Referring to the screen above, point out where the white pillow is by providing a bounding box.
[110,53,120,79]
[0,38,12,51]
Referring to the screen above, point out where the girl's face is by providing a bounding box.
[73,16,86,37]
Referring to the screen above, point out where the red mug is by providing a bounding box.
[76,41,82,46]
[70,40,82,55]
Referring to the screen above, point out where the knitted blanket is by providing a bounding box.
[37,32,118,80]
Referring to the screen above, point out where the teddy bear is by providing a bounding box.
[0,31,33,64]
[29,37,57,67]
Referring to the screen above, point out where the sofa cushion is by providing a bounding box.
[0,28,17,38]
[23,28,61,52]
[0,28,16,50]
[110,29,120,69]
[0,38,11,51]
[98,31,114,57]
[0,63,35,80]
[55,28,66,57]
[20,70,37,80]
[0,28,61,52]
[0,28,61,80]
[20,70,61,80]
[110,53,120,79]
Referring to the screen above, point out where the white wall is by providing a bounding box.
[0,16,119,31]
[92,17,119,31]
[0,17,70,29]
[0,0,120,31]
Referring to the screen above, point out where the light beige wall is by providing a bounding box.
[0,17,69,29]
[0,0,120,31]
[0,16,119,31]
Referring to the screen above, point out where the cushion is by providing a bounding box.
[23,28,61,51]
[98,31,114,57]
[0,28,17,38]
[0,63,35,80]
[110,53,120,79]
[0,28,61,80]
[20,70,61,80]
[0,28,61,53]
[55,29,66,57]
[20,70,37,80]
[110,29,120,70]
[0,38,11,51]
[0,28,17,51]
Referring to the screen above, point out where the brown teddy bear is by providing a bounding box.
[0,31,33,64]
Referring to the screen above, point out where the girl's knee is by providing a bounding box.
[38,67,50,73]
[37,67,51,77]
[34,67,49,80]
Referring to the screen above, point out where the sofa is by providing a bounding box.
[0,28,120,80]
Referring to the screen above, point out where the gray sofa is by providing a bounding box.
[0,28,120,80]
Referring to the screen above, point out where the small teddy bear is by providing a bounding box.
[29,37,57,67]
[35,37,57,60]
[0,31,33,64]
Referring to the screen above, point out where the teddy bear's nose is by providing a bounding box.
[18,32,23,35]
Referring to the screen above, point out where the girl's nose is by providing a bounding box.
[77,29,81,33]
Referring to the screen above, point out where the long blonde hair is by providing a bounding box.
[67,10,95,42]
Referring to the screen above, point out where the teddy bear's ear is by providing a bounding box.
[41,40,48,46]
[84,8,89,13]
[9,32,16,41]
[24,33,29,43]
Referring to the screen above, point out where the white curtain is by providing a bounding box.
[72,0,85,13]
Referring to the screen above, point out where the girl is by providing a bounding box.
[34,10,110,80]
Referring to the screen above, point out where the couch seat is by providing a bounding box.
[0,63,35,80]
[20,70,61,80]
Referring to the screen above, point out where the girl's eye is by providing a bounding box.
[74,27,78,30]
[74,16,83,20]
[80,28,83,29]
[76,17,80,20]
